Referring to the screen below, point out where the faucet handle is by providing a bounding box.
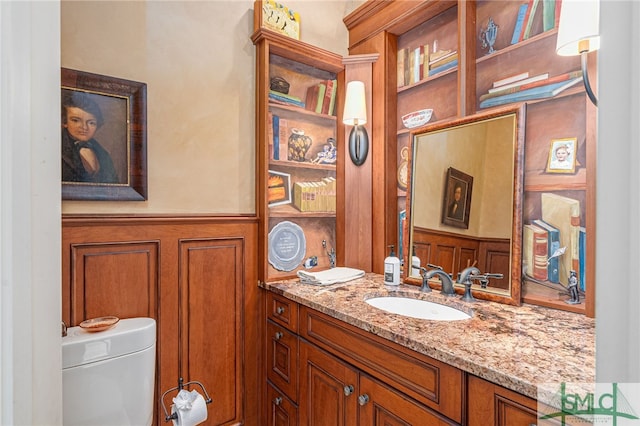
[61,320,68,337]
[426,263,442,270]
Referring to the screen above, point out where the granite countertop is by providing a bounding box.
[261,273,595,400]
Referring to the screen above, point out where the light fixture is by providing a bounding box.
[556,0,600,106]
[343,81,369,166]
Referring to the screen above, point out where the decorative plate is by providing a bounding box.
[268,221,306,271]
[80,316,119,332]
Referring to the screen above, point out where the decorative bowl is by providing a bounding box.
[402,109,433,129]
[79,316,119,332]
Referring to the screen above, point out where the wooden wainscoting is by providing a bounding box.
[62,215,261,426]
[413,227,510,289]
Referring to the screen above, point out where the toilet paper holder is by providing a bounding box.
[160,377,212,423]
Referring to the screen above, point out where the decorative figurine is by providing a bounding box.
[311,138,337,164]
[480,17,498,55]
[565,270,581,305]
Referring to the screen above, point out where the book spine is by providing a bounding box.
[542,0,556,32]
[272,115,280,160]
[397,48,405,88]
[315,83,326,113]
[523,0,541,39]
[305,84,319,112]
[327,79,337,116]
[533,219,561,283]
[533,228,548,281]
[519,0,535,42]
[278,118,289,161]
[321,80,334,115]
[511,3,529,45]
[268,111,274,160]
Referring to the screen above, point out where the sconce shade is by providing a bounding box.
[556,0,600,56]
[343,81,367,126]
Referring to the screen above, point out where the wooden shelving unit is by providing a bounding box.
[344,0,596,317]
[252,26,344,282]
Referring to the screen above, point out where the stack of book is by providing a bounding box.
[292,177,336,212]
[427,49,458,77]
[479,70,583,109]
[522,193,586,292]
[269,90,305,108]
[510,0,561,45]
[304,79,338,115]
[397,45,458,88]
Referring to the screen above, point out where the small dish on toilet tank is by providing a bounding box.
[79,315,119,332]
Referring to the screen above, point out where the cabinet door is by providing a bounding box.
[467,374,538,426]
[358,375,458,425]
[299,341,358,425]
[267,319,299,402]
[267,382,298,426]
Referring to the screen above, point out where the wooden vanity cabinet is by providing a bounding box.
[467,374,538,426]
[265,291,550,425]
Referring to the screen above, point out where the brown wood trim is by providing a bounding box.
[62,216,260,425]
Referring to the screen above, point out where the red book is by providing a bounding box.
[305,84,319,112]
[321,79,334,115]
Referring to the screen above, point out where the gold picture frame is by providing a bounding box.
[546,137,577,174]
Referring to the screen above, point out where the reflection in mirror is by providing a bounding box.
[403,106,525,305]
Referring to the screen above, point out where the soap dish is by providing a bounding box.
[79,316,119,332]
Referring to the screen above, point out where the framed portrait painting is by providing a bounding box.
[545,137,577,174]
[61,68,147,200]
[441,167,473,229]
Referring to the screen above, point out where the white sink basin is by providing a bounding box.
[366,296,471,321]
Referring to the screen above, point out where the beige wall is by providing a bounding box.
[61,0,361,214]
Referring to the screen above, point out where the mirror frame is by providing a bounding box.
[402,105,526,306]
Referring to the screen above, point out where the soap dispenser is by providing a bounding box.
[411,245,421,276]
[384,245,401,286]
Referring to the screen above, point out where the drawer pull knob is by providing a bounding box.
[273,397,283,406]
[358,394,370,406]
[343,385,354,396]
[274,331,283,340]
[276,306,285,314]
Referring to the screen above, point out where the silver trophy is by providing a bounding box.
[480,17,498,54]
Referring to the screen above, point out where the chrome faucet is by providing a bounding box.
[458,266,503,302]
[421,264,456,296]
[62,320,68,337]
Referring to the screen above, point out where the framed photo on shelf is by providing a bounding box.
[267,170,292,207]
[441,167,473,229]
[546,137,577,174]
[61,68,147,201]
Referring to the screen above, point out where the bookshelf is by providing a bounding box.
[252,27,344,282]
[344,0,595,317]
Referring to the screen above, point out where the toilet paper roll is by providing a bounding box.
[171,390,208,426]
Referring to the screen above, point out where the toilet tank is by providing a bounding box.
[63,317,156,426]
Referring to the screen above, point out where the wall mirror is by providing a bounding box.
[403,105,525,305]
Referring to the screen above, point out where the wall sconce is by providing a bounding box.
[556,0,600,106]
[343,81,369,166]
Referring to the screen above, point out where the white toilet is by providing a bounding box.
[62,317,156,426]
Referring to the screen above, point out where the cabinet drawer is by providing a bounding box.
[267,319,298,402]
[267,292,298,332]
[267,381,298,426]
[300,306,463,423]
